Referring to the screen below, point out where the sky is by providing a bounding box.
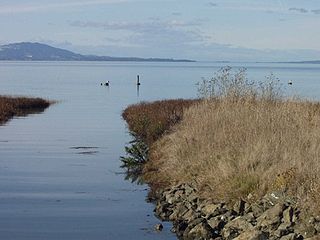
[0,0,319,61]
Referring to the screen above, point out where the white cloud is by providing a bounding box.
[70,19,200,31]
[208,2,218,7]
[0,0,131,14]
[288,7,308,13]
[69,19,204,47]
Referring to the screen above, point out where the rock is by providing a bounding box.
[283,207,294,225]
[152,183,320,240]
[170,226,176,233]
[257,203,285,230]
[207,216,226,232]
[233,228,269,240]
[223,209,238,222]
[182,208,200,222]
[262,192,285,208]
[222,216,254,239]
[200,203,228,219]
[186,192,199,205]
[199,203,220,216]
[243,212,256,224]
[173,220,188,237]
[227,216,254,229]
[274,223,294,238]
[251,203,265,218]
[165,195,176,205]
[233,199,247,216]
[155,202,173,220]
[154,223,163,231]
[184,221,213,240]
[168,202,188,221]
[292,212,299,224]
[187,217,205,228]
[183,200,194,211]
[279,233,299,240]
[182,218,203,237]
[222,226,241,239]
[165,190,183,204]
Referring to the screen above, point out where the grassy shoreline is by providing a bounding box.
[122,68,320,219]
[0,95,51,124]
[123,97,320,217]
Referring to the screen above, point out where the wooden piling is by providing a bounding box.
[137,75,141,85]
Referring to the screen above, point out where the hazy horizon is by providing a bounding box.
[1,0,320,62]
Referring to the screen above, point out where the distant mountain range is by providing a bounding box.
[0,42,195,62]
[286,60,320,64]
[258,60,320,64]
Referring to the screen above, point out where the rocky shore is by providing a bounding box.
[152,183,320,240]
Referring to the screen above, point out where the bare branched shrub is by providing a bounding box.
[259,73,283,101]
[197,67,283,102]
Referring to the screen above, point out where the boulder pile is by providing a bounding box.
[153,184,320,240]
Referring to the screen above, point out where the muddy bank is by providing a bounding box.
[0,95,51,124]
[152,183,320,240]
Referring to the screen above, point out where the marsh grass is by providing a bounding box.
[122,99,199,146]
[121,99,199,181]
[141,67,320,215]
[0,95,51,124]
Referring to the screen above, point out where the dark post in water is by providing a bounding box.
[137,75,141,86]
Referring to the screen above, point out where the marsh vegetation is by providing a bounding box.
[0,95,51,124]
[123,67,320,216]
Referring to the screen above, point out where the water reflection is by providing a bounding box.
[123,165,145,185]
[137,84,140,98]
[121,134,148,185]
[0,104,50,125]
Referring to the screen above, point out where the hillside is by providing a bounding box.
[0,42,83,61]
[293,60,320,64]
[0,42,195,62]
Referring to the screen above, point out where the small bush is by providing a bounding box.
[120,133,149,167]
[122,99,199,145]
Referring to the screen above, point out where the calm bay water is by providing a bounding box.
[0,61,319,240]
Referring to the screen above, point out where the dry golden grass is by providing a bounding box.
[145,96,320,213]
[121,67,320,215]
[0,95,51,124]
